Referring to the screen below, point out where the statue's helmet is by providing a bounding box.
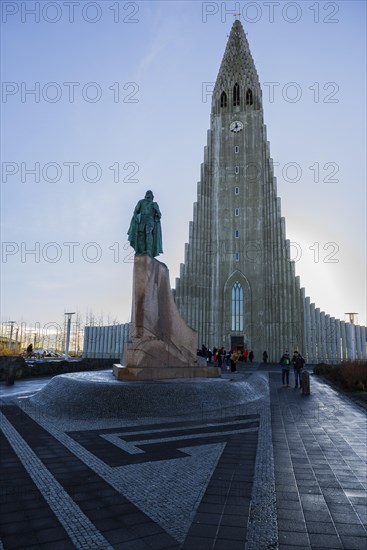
[145,190,154,200]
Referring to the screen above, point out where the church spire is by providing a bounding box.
[213,20,261,111]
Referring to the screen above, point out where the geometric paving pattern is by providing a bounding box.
[0,404,259,549]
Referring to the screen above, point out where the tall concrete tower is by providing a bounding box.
[174,20,304,361]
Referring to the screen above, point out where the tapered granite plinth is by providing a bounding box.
[113,364,221,381]
[119,255,220,380]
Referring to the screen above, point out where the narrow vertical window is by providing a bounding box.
[246,88,253,105]
[220,91,227,108]
[235,146,239,153]
[233,83,240,106]
[235,166,239,174]
[231,281,244,331]
[235,208,239,216]
[235,187,239,195]
[235,230,239,238]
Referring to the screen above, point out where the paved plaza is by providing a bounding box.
[0,366,366,550]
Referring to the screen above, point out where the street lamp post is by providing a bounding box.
[345,312,358,361]
[8,321,16,350]
[64,312,76,361]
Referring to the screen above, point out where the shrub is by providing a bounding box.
[317,360,367,392]
[338,361,367,391]
[0,344,21,356]
[313,363,333,376]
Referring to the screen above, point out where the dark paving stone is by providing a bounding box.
[182,536,216,550]
[308,533,342,548]
[306,521,338,535]
[339,536,367,550]
[330,511,364,525]
[111,540,152,550]
[334,524,367,537]
[213,539,246,550]
[36,527,71,544]
[218,515,246,527]
[222,504,250,516]
[354,505,367,523]
[278,530,310,546]
[279,545,310,550]
[277,519,307,532]
[216,526,247,540]
[276,491,300,501]
[185,524,218,538]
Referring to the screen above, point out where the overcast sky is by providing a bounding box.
[1,0,366,333]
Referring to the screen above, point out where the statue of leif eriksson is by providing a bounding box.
[127,190,163,257]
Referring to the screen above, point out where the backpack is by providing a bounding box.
[282,356,290,366]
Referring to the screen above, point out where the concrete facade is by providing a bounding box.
[174,20,366,363]
[83,323,128,359]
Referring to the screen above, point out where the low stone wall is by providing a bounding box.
[0,357,117,380]
[27,370,269,420]
[0,356,26,384]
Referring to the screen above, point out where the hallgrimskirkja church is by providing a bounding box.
[173,20,366,363]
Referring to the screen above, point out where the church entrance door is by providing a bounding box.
[231,335,244,351]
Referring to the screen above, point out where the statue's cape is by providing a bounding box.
[151,219,163,257]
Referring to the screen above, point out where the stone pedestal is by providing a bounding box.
[114,256,220,380]
[113,364,220,381]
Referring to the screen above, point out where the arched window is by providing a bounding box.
[246,88,253,106]
[220,91,227,108]
[233,83,240,106]
[231,281,244,331]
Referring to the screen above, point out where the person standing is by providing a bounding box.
[218,347,224,368]
[230,350,241,372]
[280,351,291,387]
[262,350,268,363]
[249,350,254,363]
[292,350,305,389]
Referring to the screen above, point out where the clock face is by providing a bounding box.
[230,120,244,133]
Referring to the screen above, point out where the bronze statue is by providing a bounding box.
[127,190,163,257]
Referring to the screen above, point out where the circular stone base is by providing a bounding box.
[27,371,268,419]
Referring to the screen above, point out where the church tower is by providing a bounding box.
[174,20,304,361]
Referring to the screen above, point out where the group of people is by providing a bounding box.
[280,350,305,388]
[197,346,306,385]
[198,345,256,372]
